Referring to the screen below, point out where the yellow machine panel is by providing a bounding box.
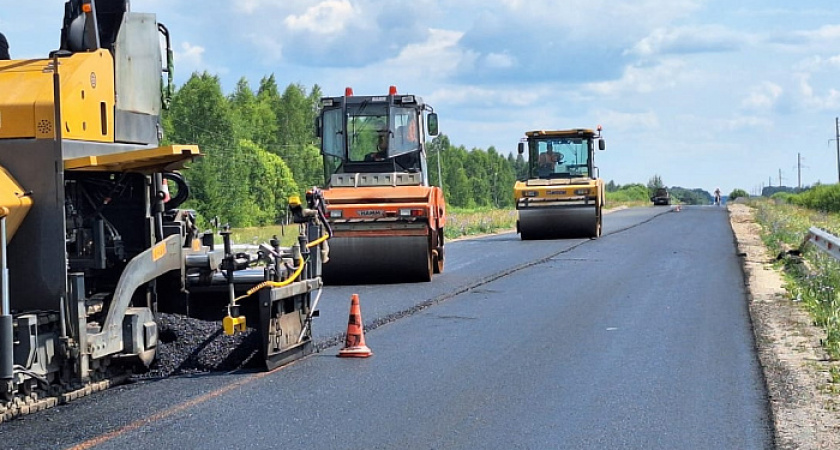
[514,178,601,204]
[0,50,115,142]
[0,166,32,243]
[64,145,201,173]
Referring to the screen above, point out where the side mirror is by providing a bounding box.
[427,113,439,136]
[517,142,525,155]
[598,138,605,151]
[314,117,322,138]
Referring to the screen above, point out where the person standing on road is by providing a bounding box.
[0,32,10,60]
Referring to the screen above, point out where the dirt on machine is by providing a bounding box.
[514,127,606,240]
[316,86,446,284]
[0,0,329,424]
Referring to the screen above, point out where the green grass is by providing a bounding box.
[225,224,301,247]
[608,199,652,208]
[751,198,840,360]
[224,208,520,249]
[444,207,517,239]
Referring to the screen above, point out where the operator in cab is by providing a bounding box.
[538,144,564,177]
[365,127,389,162]
[538,145,563,169]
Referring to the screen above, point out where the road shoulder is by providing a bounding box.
[729,203,840,449]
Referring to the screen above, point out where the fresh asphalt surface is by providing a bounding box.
[0,205,774,449]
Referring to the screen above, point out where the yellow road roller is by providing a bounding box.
[514,127,606,240]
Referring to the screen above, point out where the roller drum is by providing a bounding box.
[518,206,598,240]
[322,235,432,284]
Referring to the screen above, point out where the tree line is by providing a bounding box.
[164,73,728,227]
[163,73,523,227]
[604,176,718,205]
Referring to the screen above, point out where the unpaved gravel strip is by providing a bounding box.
[729,203,840,449]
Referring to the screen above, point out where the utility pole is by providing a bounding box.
[798,152,801,189]
[779,168,783,187]
[836,117,840,183]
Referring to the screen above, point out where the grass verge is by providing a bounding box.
[752,198,840,359]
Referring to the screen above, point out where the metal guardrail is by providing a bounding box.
[802,227,840,261]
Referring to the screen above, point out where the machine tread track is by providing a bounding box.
[0,371,130,424]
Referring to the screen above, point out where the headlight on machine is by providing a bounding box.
[522,191,538,198]
[329,209,343,218]
[574,189,590,195]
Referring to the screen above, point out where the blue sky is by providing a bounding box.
[4,1,840,195]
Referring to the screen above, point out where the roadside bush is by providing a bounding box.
[771,191,795,204]
[791,184,840,213]
[729,188,749,201]
[606,183,649,203]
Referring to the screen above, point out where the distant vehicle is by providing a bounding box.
[651,188,671,206]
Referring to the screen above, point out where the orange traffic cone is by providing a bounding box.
[338,294,372,358]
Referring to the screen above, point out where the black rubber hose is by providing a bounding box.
[163,172,190,210]
[1,315,12,382]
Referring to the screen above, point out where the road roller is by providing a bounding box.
[1,0,328,424]
[316,86,446,284]
[514,127,606,240]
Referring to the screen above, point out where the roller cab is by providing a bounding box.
[316,87,445,284]
[514,128,606,240]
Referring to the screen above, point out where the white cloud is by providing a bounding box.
[627,25,748,58]
[283,0,356,35]
[482,52,517,69]
[596,110,660,131]
[174,41,229,78]
[741,82,783,111]
[796,73,840,111]
[586,59,689,95]
[429,86,544,108]
[767,24,840,52]
[175,42,205,69]
[382,28,464,79]
[718,116,774,132]
[794,24,840,42]
[238,0,267,14]
[794,54,840,72]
